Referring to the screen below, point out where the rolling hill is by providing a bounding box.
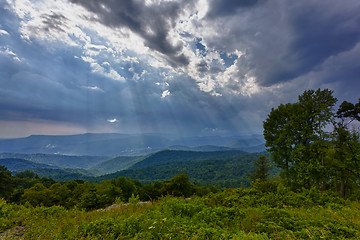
[0,145,271,187]
[15,150,272,187]
[97,152,274,188]
[88,149,248,175]
[12,167,97,182]
[0,158,59,171]
[130,149,247,169]
[0,153,109,169]
[90,156,145,174]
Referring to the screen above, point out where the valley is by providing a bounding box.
[0,133,267,186]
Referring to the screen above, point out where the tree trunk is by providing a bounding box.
[340,172,346,197]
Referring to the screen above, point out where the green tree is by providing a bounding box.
[165,173,194,197]
[250,155,272,183]
[328,98,360,196]
[21,183,50,206]
[336,98,360,122]
[329,123,360,196]
[115,177,138,202]
[263,89,337,189]
[0,165,14,200]
[48,183,72,207]
[97,180,122,207]
[78,185,100,210]
[14,170,36,179]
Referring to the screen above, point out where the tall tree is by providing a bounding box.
[329,98,360,196]
[336,99,360,122]
[263,89,337,189]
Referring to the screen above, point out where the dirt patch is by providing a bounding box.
[0,226,30,239]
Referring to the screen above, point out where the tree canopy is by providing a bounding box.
[263,89,360,196]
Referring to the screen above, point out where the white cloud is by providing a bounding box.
[4,0,267,96]
[84,43,109,57]
[107,68,125,81]
[119,56,140,64]
[196,77,222,96]
[107,118,117,123]
[83,86,104,92]
[132,73,140,81]
[80,55,94,63]
[161,90,171,98]
[81,56,126,81]
[195,0,209,19]
[5,48,16,56]
[0,47,21,62]
[0,29,9,35]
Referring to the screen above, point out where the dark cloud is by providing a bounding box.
[196,60,208,72]
[261,1,360,86]
[41,13,68,32]
[204,0,360,89]
[2,0,360,138]
[69,0,193,67]
[301,40,360,103]
[0,27,252,136]
[206,0,264,18]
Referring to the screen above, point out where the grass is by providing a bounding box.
[1,187,360,239]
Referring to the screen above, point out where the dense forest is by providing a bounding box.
[1,88,360,239]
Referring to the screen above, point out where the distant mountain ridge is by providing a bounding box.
[167,144,266,153]
[0,133,170,156]
[0,149,248,176]
[0,153,109,169]
[167,145,237,152]
[0,158,59,171]
[0,133,266,185]
[0,133,265,156]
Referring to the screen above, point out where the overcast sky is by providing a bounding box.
[0,0,359,138]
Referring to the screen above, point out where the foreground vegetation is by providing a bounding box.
[1,182,360,239]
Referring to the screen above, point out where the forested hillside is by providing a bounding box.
[12,151,269,186]
[0,158,59,171]
[99,152,271,188]
[0,153,109,169]
[130,149,247,168]
[90,156,145,174]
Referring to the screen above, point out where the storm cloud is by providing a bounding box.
[200,0,360,89]
[69,0,194,67]
[0,0,359,138]
[206,0,265,18]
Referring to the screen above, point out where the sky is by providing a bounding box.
[0,0,359,139]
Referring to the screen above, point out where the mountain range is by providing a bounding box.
[1,149,270,187]
[0,133,268,186]
[0,133,265,156]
